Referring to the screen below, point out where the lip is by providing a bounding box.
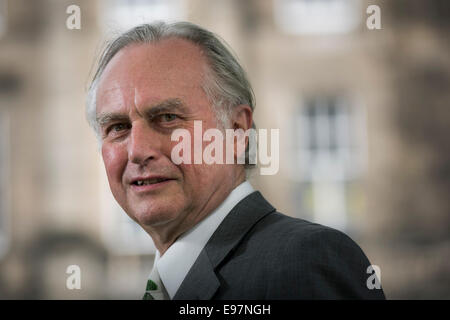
[129,176,175,193]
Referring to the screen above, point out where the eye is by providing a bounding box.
[159,114,178,122]
[107,123,131,134]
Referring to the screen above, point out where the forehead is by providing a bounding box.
[96,38,209,114]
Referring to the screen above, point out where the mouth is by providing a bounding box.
[132,177,173,186]
[129,176,175,192]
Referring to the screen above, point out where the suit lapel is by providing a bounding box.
[170,249,220,300]
[173,191,276,299]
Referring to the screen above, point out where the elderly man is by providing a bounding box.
[86,21,385,300]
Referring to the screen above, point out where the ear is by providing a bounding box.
[232,104,253,132]
[231,105,253,161]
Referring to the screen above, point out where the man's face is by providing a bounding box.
[96,39,235,231]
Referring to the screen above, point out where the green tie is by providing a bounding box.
[142,279,158,300]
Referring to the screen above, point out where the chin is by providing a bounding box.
[134,204,180,227]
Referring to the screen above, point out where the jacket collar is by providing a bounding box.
[173,191,275,299]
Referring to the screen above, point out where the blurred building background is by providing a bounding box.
[0,0,449,299]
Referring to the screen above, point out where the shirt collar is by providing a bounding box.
[155,181,255,299]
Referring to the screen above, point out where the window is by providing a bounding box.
[0,0,7,38]
[100,0,185,32]
[0,109,10,259]
[293,95,367,230]
[297,96,365,180]
[273,0,361,35]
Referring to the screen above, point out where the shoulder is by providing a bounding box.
[249,211,368,267]
[240,212,386,299]
[248,211,353,248]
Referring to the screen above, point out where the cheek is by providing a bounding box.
[102,144,127,184]
[179,162,222,192]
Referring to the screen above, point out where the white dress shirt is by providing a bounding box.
[154,181,255,299]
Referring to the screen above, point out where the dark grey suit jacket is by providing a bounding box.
[173,191,385,299]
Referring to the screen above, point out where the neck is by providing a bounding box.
[147,168,246,256]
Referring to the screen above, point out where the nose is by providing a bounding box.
[128,121,161,166]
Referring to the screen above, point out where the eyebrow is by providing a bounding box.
[96,98,187,128]
[144,98,187,119]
